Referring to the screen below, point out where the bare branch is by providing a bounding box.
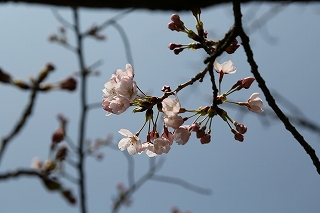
[151,174,212,195]
[0,0,316,10]
[232,0,320,175]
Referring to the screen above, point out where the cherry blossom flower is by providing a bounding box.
[161,127,174,144]
[102,80,118,99]
[118,129,142,155]
[102,96,130,115]
[164,115,184,129]
[141,142,157,157]
[115,78,137,101]
[214,60,237,75]
[115,63,134,80]
[174,126,191,145]
[153,137,172,154]
[248,93,264,113]
[102,64,137,115]
[162,95,181,117]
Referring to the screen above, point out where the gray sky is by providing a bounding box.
[1,2,320,213]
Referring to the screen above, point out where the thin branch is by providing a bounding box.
[232,0,320,175]
[151,174,212,195]
[65,157,78,168]
[72,7,88,213]
[51,9,75,30]
[0,169,47,180]
[87,102,102,110]
[65,135,78,154]
[109,21,134,65]
[82,8,135,37]
[111,158,164,213]
[0,66,53,165]
[122,151,135,187]
[61,170,79,184]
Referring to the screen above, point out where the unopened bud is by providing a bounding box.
[168,43,181,50]
[52,128,65,144]
[43,160,56,173]
[231,129,244,142]
[0,68,11,83]
[234,122,247,134]
[173,48,184,55]
[60,77,77,91]
[62,190,76,205]
[161,85,171,92]
[200,134,211,144]
[196,126,206,138]
[238,77,255,90]
[13,80,29,89]
[38,63,55,82]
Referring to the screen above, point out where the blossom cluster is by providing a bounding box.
[102,62,263,157]
[102,64,137,115]
[102,9,264,157]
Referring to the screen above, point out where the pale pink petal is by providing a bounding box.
[164,115,184,129]
[118,129,132,137]
[174,126,191,145]
[118,138,130,151]
[214,60,222,73]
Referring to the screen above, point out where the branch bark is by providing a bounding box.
[0,0,316,10]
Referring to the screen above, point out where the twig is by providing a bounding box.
[151,174,212,195]
[72,7,88,213]
[232,0,320,175]
[111,158,164,213]
[109,20,134,65]
[0,68,51,165]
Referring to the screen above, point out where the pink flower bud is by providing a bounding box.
[52,128,65,144]
[60,77,77,91]
[238,76,255,90]
[173,48,184,55]
[190,123,200,132]
[234,133,244,142]
[161,85,171,92]
[168,22,178,31]
[168,43,181,50]
[200,134,211,144]
[170,14,181,22]
[235,122,247,134]
[231,129,244,142]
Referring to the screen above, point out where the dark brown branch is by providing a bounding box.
[0,169,61,190]
[0,66,53,165]
[0,0,316,10]
[72,8,88,213]
[232,1,320,175]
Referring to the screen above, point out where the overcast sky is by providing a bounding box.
[1,2,320,213]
